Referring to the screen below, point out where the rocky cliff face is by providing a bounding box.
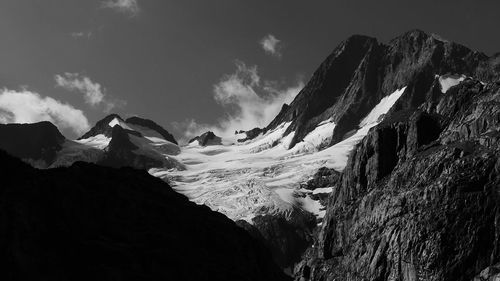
[266,30,498,150]
[0,149,289,281]
[295,80,500,280]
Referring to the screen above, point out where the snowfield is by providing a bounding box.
[150,87,408,223]
[438,74,466,93]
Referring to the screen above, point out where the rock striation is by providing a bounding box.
[295,80,500,281]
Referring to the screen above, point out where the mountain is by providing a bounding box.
[294,65,500,280]
[189,131,223,146]
[0,30,499,279]
[264,30,499,153]
[0,121,65,167]
[0,149,288,281]
[5,114,183,170]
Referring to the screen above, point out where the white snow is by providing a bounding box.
[438,74,466,93]
[50,140,104,167]
[312,187,333,195]
[290,118,336,154]
[108,117,133,130]
[360,87,407,127]
[148,87,407,223]
[75,134,111,150]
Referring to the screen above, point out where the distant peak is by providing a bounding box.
[189,131,222,146]
[78,113,124,140]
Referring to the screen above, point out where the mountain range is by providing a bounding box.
[0,30,499,281]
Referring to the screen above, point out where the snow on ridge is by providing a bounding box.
[438,74,466,93]
[108,117,133,130]
[246,122,292,153]
[75,134,111,150]
[290,118,336,154]
[360,87,407,127]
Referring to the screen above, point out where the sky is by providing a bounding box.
[0,0,499,141]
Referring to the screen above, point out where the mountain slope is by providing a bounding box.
[294,80,500,280]
[265,30,497,152]
[0,149,288,281]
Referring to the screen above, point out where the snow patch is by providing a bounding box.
[312,187,333,195]
[76,134,111,150]
[438,74,466,93]
[360,87,407,127]
[108,117,133,130]
[290,118,336,154]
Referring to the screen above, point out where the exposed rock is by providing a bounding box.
[238,208,317,270]
[0,149,289,281]
[474,263,500,281]
[266,30,499,150]
[237,127,264,142]
[0,121,65,167]
[189,131,222,146]
[125,116,178,144]
[295,82,500,281]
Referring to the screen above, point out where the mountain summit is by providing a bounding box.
[264,30,499,152]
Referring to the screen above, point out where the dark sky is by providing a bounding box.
[0,0,499,140]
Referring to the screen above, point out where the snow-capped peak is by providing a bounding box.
[108,117,133,130]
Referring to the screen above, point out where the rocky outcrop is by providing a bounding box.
[0,149,289,281]
[0,121,65,167]
[189,131,222,146]
[266,30,499,150]
[237,127,264,142]
[125,116,178,144]
[295,81,500,280]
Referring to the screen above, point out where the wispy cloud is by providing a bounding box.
[102,0,140,16]
[260,34,282,58]
[0,88,90,135]
[55,73,124,112]
[176,61,304,140]
[70,31,93,40]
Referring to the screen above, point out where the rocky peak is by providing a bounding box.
[264,30,499,151]
[78,113,125,140]
[189,131,222,146]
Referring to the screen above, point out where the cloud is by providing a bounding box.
[55,73,123,111]
[70,31,93,39]
[260,34,282,58]
[177,61,304,140]
[102,0,140,16]
[0,88,90,135]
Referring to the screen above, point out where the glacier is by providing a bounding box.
[150,86,408,222]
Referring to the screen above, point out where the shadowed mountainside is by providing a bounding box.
[0,149,289,281]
